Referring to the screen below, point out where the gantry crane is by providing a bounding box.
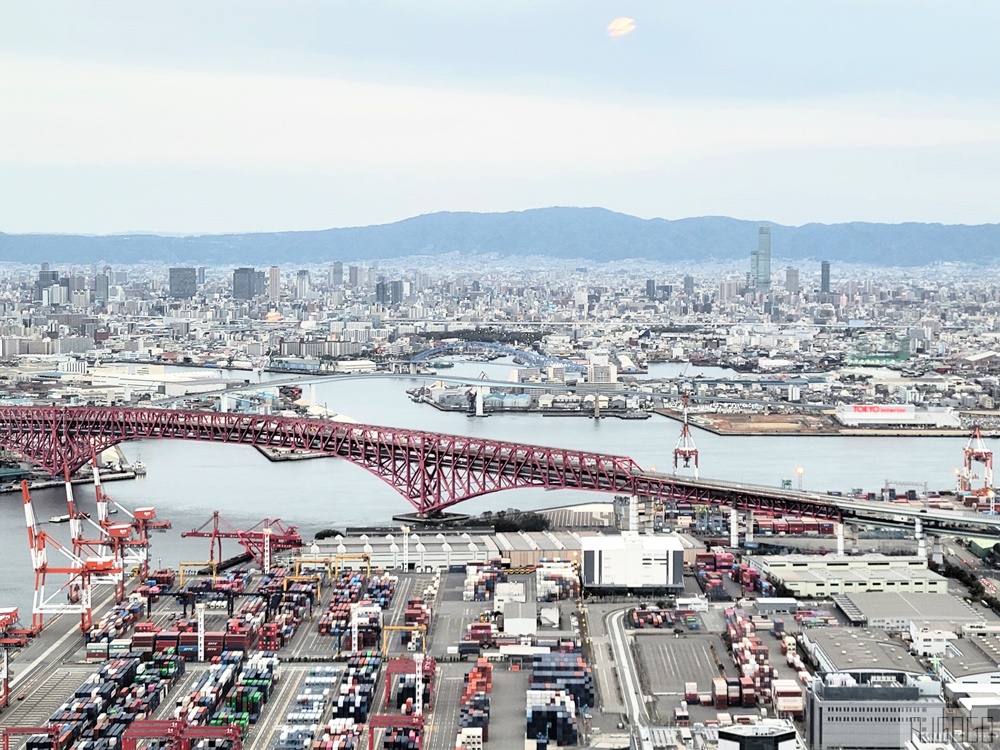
[673,393,699,478]
[181,512,302,571]
[334,552,371,578]
[960,426,995,508]
[22,481,123,633]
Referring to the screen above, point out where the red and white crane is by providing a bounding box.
[673,393,700,478]
[960,425,995,511]
[22,480,122,633]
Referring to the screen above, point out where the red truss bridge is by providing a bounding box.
[0,406,998,536]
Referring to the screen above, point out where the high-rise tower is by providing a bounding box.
[820,261,831,294]
[752,226,771,292]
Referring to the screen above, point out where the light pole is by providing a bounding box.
[795,466,805,491]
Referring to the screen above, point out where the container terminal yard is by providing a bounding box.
[5,494,1000,750]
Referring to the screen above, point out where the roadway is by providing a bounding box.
[635,470,1000,538]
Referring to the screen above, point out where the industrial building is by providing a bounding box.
[834,404,961,428]
[581,534,684,591]
[832,592,984,633]
[802,629,927,676]
[938,629,1000,684]
[751,554,947,598]
[719,722,797,750]
[806,672,946,750]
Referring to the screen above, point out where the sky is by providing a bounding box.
[2,0,999,235]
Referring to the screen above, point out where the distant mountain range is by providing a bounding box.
[2,208,999,266]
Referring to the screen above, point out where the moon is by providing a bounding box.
[607,17,636,37]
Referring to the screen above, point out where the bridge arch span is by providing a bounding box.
[0,407,640,516]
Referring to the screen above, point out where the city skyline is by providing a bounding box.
[2,1,1000,235]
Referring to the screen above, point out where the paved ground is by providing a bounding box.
[635,633,729,723]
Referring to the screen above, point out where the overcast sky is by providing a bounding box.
[2,0,999,234]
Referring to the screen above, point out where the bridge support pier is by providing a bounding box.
[745,511,754,545]
[915,518,926,559]
[729,509,739,548]
[836,523,845,556]
[475,387,484,418]
[409,363,417,375]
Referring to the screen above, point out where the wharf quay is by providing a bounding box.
[253,445,332,462]
[654,407,1000,438]
[0,470,136,495]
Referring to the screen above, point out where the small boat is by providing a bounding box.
[133,461,147,476]
[49,514,71,524]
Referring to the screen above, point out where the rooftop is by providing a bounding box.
[805,628,926,674]
[833,592,983,624]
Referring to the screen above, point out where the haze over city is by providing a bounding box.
[3,1,1000,235]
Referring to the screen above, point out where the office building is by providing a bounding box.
[233,267,259,300]
[93,273,110,303]
[295,270,310,301]
[821,260,831,293]
[196,267,206,285]
[784,267,800,293]
[390,280,404,306]
[645,279,657,300]
[375,278,389,306]
[268,266,281,304]
[683,275,695,296]
[348,265,361,287]
[751,225,772,292]
[331,261,343,286]
[168,268,197,299]
[806,672,945,750]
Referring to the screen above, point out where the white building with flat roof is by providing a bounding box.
[582,534,683,590]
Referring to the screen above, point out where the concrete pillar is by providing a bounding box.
[931,539,943,566]
[745,511,754,544]
[594,395,601,419]
[915,518,926,559]
[475,387,484,417]
[309,383,317,405]
[730,509,739,548]
[836,523,845,556]
[220,394,229,413]
[628,496,639,535]
[409,362,417,375]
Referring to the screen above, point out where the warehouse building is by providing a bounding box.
[834,404,961,428]
[831,592,983,633]
[581,534,684,591]
[802,629,927,677]
[751,554,947,598]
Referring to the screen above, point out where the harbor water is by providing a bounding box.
[0,359,982,616]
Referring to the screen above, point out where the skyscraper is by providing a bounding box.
[348,265,361,287]
[683,275,695,296]
[268,266,281,303]
[331,261,343,286]
[93,272,110,303]
[821,261,831,294]
[752,226,772,291]
[645,279,657,300]
[168,267,197,298]
[295,270,310,300]
[784,267,800,293]
[233,267,258,300]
